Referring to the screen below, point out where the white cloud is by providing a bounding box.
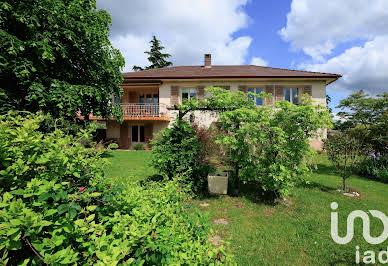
[279,0,388,60]
[250,57,268,66]
[97,0,252,71]
[301,36,388,94]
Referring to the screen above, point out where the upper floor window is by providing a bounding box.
[113,95,120,104]
[248,88,263,106]
[284,88,299,104]
[182,88,197,101]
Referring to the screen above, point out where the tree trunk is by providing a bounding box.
[343,177,347,192]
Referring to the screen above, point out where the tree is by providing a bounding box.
[0,0,125,121]
[323,134,363,191]
[174,87,332,197]
[335,90,388,153]
[133,36,172,71]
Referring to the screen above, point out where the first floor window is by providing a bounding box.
[113,95,120,104]
[284,88,299,104]
[182,88,197,101]
[248,88,263,106]
[132,125,145,142]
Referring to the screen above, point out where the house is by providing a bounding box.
[97,54,341,149]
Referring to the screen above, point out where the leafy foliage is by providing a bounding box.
[358,152,388,183]
[133,143,146,150]
[0,112,230,265]
[202,87,332,197]
[150,120,211,193]
[133,36,172,71]
[0,0,124,120]
[323,133,363,191]
[335,90,388,153]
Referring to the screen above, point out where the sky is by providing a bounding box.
[96,0,388,113]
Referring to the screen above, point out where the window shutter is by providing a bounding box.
[144,124,153,144]
[170,86,179,106]
[197,85,205,100]
[303,85,312,97]
[275,85,284,102]
[264,85,274,105]
[238,85,248,93]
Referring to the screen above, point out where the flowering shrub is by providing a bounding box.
[0,112,231,264]
[358,152,388,183]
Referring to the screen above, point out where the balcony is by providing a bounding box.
[121,103,169,120]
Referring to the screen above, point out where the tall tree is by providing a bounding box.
[0,0,125,120]
[133,36,172,71]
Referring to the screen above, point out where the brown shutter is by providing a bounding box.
[144,124,153,144]
[197,85,205,100]
[119,123,129,149]
[238,85,248,93]
[128,91,137,103]
[264,85,274,105]
[275,85,284,102]
[170,86,179,106]
[303,85,312,97]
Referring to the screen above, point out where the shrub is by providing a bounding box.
[0,112,231,265]
[151,120,209,193]
[358,152,388,183]
[133,143,146,150]
[202,87,332,197]
[107,143,119,150]
[323,133,363,191]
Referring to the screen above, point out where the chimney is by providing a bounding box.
[204,54,211,68]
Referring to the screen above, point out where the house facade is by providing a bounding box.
[99,54,341,149]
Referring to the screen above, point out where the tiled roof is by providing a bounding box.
[122,65,341,80]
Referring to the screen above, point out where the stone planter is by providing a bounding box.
[207,171,228,195]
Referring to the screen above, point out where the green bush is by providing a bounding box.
[0,112,231,265]
[133,143,146,150]
[202,87,332,197]
[358,153,388,183]
[151,120,210,193]
[107,143,119,150]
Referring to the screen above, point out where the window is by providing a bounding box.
[284,88,299,104]
[248,88,263,106]
[113,95,120,104]
[139,95,145,104]
[132,125,145,142]
[181,88,197,101]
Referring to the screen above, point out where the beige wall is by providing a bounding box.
[159,79,327,106]
[159,79,327,129]
[108,78,328,149]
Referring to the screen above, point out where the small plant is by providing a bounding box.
[323,134,363,191]
[133,143,145,150]
[108,143,119,150]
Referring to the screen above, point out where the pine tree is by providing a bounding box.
[133,36,173,71]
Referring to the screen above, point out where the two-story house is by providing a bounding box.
[99,54,341,149]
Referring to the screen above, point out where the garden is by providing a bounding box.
[1,89,386,264]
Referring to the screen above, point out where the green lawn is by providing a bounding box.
[103,150,155,182]
[104,150,388,265]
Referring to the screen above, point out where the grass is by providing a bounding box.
[103,150,155,182]
[104,150,388,265]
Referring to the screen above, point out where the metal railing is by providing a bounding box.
[121,103,167,117]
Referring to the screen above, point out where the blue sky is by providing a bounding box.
[97,0,388,113]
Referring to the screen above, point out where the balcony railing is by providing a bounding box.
[121,103,167,117]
